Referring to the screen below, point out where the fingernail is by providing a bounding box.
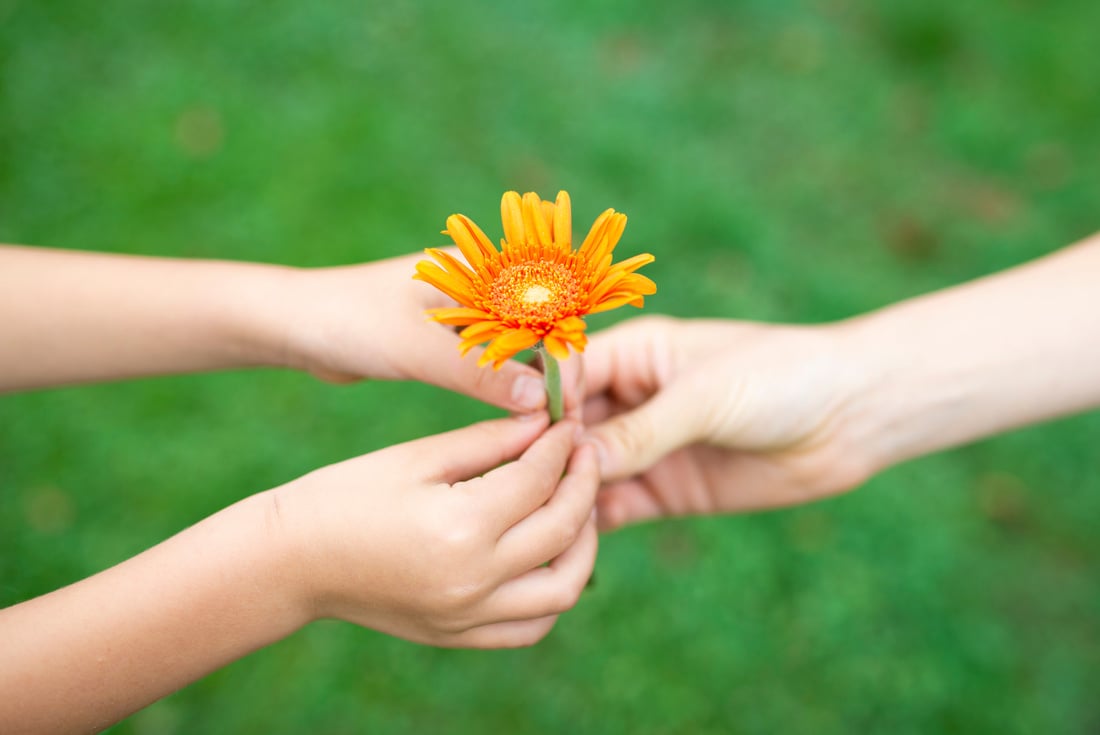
[512,374,545,411]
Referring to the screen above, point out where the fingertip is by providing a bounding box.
[570,441,600,479]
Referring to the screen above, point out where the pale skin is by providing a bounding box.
[583,232,1100,530]
[0,246,599,733]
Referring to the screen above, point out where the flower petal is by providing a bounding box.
[553,190,572,251]
[522,192,553,250]
[413,262,478,306]
[606,252,654,277]
[424,247,478,283]
[501,191,525,250]
[540,200,556,240]
[459,319,507,341]
[543,334,571,360]
[588,293,645,314]
[555,315,587,333]
[426,307,495,326]
[578,208,615,258]
[446,214,497,269]
[478,328,541,369]
[586,213,627,266]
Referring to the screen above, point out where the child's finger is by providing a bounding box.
[445,614,559,649]
[483,509,598,621]
[494,443,599,573]
[404,322,549,414]
[387,415,548,484]
[476,419,578,530]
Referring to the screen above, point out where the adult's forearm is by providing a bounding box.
[842,232,1100,473]
[0,492,305,733]
[0,246,292,392]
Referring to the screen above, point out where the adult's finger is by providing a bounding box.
[585,376,708,480]
[596,479,666,531]
[582,317,670,405]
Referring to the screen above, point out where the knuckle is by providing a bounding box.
[553,514,583,551]
[428,508,485,558]
[434,578,487,616]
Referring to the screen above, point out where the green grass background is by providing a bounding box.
[2,1,1099,732]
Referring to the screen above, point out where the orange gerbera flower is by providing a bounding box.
[414,190,656,368]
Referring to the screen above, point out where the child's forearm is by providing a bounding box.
[0,492,306,733]
[841,232,1100,473]
[0,245,292,392]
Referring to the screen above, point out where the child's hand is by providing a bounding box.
[276,253,549,414]
[271,415,598,648]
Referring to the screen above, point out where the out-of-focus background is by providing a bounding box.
[2,1,1099,732]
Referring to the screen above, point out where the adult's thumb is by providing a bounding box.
[586,379,704,480]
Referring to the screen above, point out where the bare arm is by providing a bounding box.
[0,494,301,733]
[0,246,547,411]
[0,417,598,732]
[581,232,1100,527]
[843,232,1100,473]
[0,245,288,392]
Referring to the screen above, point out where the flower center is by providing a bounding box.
[490,261,579,325]
[522,284,552,304]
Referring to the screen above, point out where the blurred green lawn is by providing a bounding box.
[2,1,1099,732]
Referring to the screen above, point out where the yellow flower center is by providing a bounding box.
[522,284,553,304]
[490,262,579,325]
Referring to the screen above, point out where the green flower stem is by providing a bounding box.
[536,344,564,423]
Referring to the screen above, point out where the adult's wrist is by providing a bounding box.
[831,302,987,478]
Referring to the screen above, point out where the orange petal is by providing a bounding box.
[478,328,541,369]
[586,213,627,266]
[606,252,654,277]
[603,213,627,254]
[555,315,587,333]
[522,192,552,249]
[413,262,478,306]
[547,325,587,352]
[446,214,497,268]
[587,293,644,314]
[553,191,572,251]
[459,320,507,341]
[578,208,614,258]
[459,328,508,355]
[424,247,478,284]
[618,272,658,295]
[425,307,495,326]
[543,334,571,360]
[540,200,556,240]
[501,191,525,250]
[590,272,657,306]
